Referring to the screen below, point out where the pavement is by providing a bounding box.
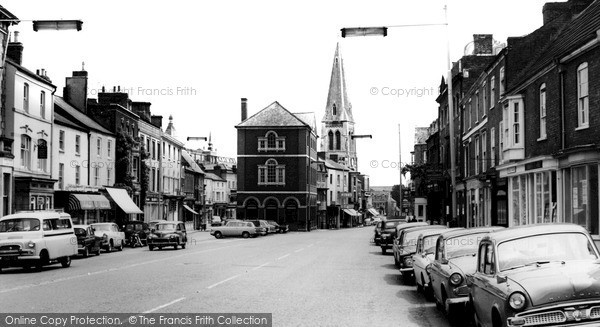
[0,227,452,327]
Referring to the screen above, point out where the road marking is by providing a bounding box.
[0,243,247,294]
[251,262,270,271]
[294,248,304,253]
[277,253,290,260]
[143,297,186,313]
[207,274,242,289]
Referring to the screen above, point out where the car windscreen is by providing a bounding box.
[498,232,598,271]
[401,231,423,253]
[74,227,87,236]
[156,223,177,231]
[126,224,144,231]
[0,218,41,232]
[422,235,439,254]
[446,233,489,259]
[384,221,401,229]
[267,221,279,226]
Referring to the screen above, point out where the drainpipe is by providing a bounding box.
[558,63,565,151]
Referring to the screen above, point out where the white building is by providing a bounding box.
[162,115,184,221]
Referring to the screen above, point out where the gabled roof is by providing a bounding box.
[54,96,113,136]
[6,58,56,89]
[0,5,18,21]
[509,0,600,92]
[236,101,310,128]
[181,150,205,175]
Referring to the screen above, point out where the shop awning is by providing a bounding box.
[105,187,143,214]
[183,204,199,215]
[343,209,360,216]
[368,208,379,216]
[68,194,111,211]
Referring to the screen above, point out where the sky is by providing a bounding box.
[4,0,555,186]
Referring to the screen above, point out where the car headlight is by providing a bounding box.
[103,234,108,240]
[508,292,527,311]
[27,241,35,248]
[404,257,413,266]
[450,273,463,286]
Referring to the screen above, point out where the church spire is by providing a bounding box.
[322,43,353,123]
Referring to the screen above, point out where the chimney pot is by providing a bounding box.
[102,86,105,92]
[118,85,121,92]
[113,86,116,92]
[13,31,19,43]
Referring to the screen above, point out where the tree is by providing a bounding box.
[114,129,139,193]
[139,143,150,208]
[401,163,434,196]
[391,184,400,206]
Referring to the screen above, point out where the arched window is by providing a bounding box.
[21,135,31,170]
[335,131,341,150]
[258,159,285,185]
[267,132,276,148]
[332,103,337,116]
[328,131,334,150]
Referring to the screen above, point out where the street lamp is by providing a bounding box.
[341,5,457,223]
[0,19,83,31]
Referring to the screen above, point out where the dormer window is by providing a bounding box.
[258,131,286,152]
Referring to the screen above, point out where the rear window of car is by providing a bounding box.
[249,221,260,227]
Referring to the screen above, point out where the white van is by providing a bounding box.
[0,211,78,272]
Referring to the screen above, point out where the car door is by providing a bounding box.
[430,236,445,303]
[471,242,498,326]
[179,223,187,242]
[413,236,425,282]
[223,222,236,236]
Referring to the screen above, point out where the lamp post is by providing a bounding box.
[0,19,83,31]
[341,5,457,223]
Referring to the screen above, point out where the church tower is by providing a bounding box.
[321,43,357,170]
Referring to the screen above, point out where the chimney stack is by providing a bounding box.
[63,70,89,114]
[241,98,248,122]
[473,34,493,55]
[7,31,23,65]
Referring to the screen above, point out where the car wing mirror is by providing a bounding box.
[441,258,449,265]
[465,273,474,286]
[496,274,507,284]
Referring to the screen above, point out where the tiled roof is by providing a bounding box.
[237,101,309,128]
[54,112,86,131]
[54,96,113,135]
[181,150,205,175]
[509,0,600,91]
[0,5,18,20]
[205,172,225,182]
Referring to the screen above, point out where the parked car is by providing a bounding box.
[147,221,187,250]
[267,220,289,233]
[73,224,103,257]
[413,228,459,299]
[373,221,386,245]
[428,226,503,321]
[210,220,260,238]
[211,216,223,226]
[379,219,405,254]
[468,224,600,327]
[0,211,77,272]
[397,225,447,280]
[392,222,428,267]
[123,221,150,247]
[91,222,125,252]
[363,217,373,226]
[248,220,269,236]
[262,220,277,234]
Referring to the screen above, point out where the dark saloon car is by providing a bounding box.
[379,219,405,254]
[267,220,289,233]
[428,227,502,320]
[392,222,429,268]
[123,221,150,247]
[73,224,102,257]
[147,221,187,250]
[397,225,448,280]
[468,224,600,327]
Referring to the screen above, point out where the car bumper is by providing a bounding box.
[399,267,414,273]
[148,239,179,245]
[507,300,600,327]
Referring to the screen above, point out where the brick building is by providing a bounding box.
[236,100,318,231]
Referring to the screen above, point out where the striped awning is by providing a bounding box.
[183,204,199,215]
[368,208,379,216]
[343,209,360,216]
[105,187,143,214]
[68,194,111,211]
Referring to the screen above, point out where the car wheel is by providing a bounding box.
[36,251,49,271]
[108,240,114,252]
[182,242,186,249]
[118,240,124,251]
[60,256,72,268]
[149,245,154,251]
[214,232,223,239]
[242,232,250,238]
[158,246,162,250]
[96,247,101,256]
[82,246,89,258]
[174,243,178,250]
